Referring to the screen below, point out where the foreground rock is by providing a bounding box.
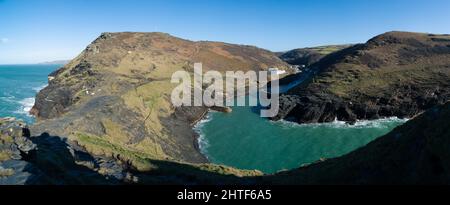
[0,118,36,184]
[0,118,126,184]
[275,32,450,123]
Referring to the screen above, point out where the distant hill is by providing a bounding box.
[39,60,70,65]
[278,45,352,66]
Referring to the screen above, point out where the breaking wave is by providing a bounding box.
[15,97,35,115]
[194,113,214,157]
[275,117,409,129]
[32,84,47,92]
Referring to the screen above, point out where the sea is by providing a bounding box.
[0,64,60,124]
[195,89,407,174]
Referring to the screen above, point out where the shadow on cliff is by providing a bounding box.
[21,133,257,185]
[23,133,121,185]
[129,159,260,185]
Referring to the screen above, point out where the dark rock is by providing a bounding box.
[0,160,36,185]
[30,85,74,119]
[0,118,125,184]
[209,106,232,113]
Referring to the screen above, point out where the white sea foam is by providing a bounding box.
[275,117,409,129]
[11,84,46,117]
[0,95,15,104]
[193,113,214,155]
[15,97,35,115]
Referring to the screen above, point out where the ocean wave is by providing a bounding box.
[32,84,47,92]
[193,113,213,155]
[275,117,409,129]
[14,97,35,115]
[0,95,16,104]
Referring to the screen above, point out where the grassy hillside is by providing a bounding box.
[275,32,450,123]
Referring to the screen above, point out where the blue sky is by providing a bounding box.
[1,0,450,64]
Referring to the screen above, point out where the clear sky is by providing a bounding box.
[1,0,450,64]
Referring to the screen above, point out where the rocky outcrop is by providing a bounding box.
[275,32,450,123]
[0,118,36,184]
[0,118,123,185]
[209,106,232,113]
[0,118,35,160]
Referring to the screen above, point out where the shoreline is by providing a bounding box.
[191,107,211,163]
[190,101,411,170]
[189,77,300,163]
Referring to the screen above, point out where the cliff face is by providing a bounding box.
[31,32,290,120]
[274,32,450,123]
[30,32,290,171]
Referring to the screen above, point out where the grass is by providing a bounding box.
[0,134,14,144]
[196,163,263,177]
[305,45,352,55]
[0,168,14,177]
[70,132,159,171]
[122,80,176,139]
[0,134,14,162]
[70,132,263,178]
[0,150,11,162]
[312,62,450,98]
[101,119,133,145]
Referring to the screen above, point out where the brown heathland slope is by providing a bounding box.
[275,31,450,123]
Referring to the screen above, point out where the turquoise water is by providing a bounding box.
[0,65,59,124]
[196,95,407,174]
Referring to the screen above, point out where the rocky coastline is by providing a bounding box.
[274,32,450,124]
